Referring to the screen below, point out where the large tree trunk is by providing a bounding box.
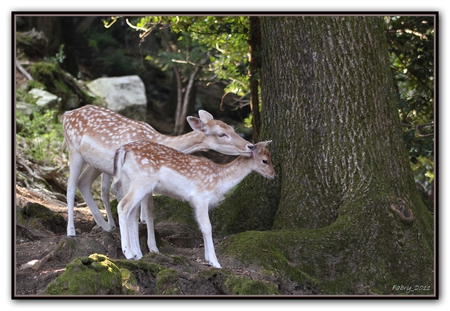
[248,16,262,142]
[261,16,426,229]
[214,16,434,295]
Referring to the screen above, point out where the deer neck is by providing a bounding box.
[157,131,208,153]
[215,156,253,193]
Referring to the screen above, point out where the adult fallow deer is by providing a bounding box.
[61,105,254,237]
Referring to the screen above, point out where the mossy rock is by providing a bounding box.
[154,268,182,295]
[51,237,108,264]
[220,210,433,295]
[113,256,181,295]
[29,61,95,110]
[210,173,280,237]
[223,275,279,295]
[120,268,140,294]
[18,202,66,234]
[197,267,279,295]
[141,252,190,268]
[153,196,203,247]
[44,254,126,295]
[16,29,48,59]
[153,196,198,229]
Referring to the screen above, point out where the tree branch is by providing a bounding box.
[401,122,434,138]
[16,60,33,81]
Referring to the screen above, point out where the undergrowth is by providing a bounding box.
[16,108,64,167]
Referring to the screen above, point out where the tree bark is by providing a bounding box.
[248,16,262,142]
[260,16,421,229]
[214,16,434,295]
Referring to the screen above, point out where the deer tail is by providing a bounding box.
[113,146,128,184]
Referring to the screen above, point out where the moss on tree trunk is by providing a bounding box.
[213,16,434,295]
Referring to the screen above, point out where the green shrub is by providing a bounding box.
[16,108,64,166]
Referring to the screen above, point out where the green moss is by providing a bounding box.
[224,276,279,295]
[18,202,66,233]
[120,268,140,295]
[221,201,434,296]
[154,268,181,295]
[28,61,95,106]
[54,79,72,94]
[109,199,119,225]
[222,230,319,290]
[153,196,197,227]
[198,268,229,279]
[20,202,54,219]
[28,80,46,90]
[153,196,202,243]
[114,257,185,295]
[17,31,34,45]
[172,255,189,266]
[57,238,77,251]
[44,254,124,295]
[198,268,279,295]
[139,251,190,269]
[16,89,40,104]
[30,62,59,87]
[211,174,280,236]
[114,258,166,275]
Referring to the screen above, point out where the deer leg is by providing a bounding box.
[66,153,85,237]
[111,174,124,201]
[193,200,221,268]
[113,177,147,235]
[128,198,142,259]
[140,201,147,224]
[78,165,114,231]
[141,195,158,253]
[100,173,116,228]
[118,186,147,260]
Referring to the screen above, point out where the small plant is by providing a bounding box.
[55,44,66,64]
[43,44,66,65]
[16,108,64,166]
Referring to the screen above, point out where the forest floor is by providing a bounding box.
[14,185,284,296]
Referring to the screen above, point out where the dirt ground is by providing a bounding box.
[14,185,281,297]
[15,185,105,296]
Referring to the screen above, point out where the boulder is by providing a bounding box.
[44,254,126,295]
[28,88,59,108]
[16,101,39,116]
[87,75,147,121]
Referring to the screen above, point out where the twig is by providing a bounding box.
[16,60,33,81]
[401,122,434,138]
[17,159,45,182]
[32,247,56,271]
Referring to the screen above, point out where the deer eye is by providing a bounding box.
[262,159,269,165]
[218,133,228,138]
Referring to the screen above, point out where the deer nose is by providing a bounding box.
[247,144,254,151]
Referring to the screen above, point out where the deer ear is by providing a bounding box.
[187,116,208,133]
[252,140,271,156]
[255,140,272,149]
[198,110,214,123]
[262,140,272,147]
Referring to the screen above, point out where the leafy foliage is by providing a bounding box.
[125,16,251,100]
[16,108,64,166]
[385,16,434,196]
[173,16,250,95]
